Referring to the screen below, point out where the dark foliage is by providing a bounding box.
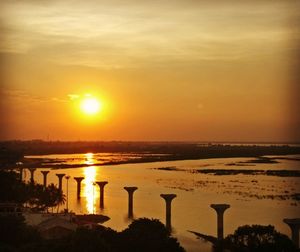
[67,226,119,252]
[0,215,41,249]
[120,218,185,252]
[0,147,23,167]
[0,170,65,211]
[0,217,185,252]
[0,170,27,203]
[223,224,296,252]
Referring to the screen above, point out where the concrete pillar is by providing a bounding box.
[56,173,65,191]
[124,187,138,219]
[96,181,108,209]
[160,194,177,231]
[41,171,49,187]
[74,177,84,199]
[65,175,70,212]
[283,218,300,248]
[29,168,36,183]
[210,204,230,240]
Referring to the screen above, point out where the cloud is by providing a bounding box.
[68,94,80,100]
[1,0,299,68]
[2,89,69,103]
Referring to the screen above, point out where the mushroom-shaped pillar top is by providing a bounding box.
[56,173,65,190]
[124,187,138,193]
[160,194,177,232]
[210,204,230,213]
[124,186,138,219]
[56,173,65,178]
[96,181,108,187]
[211,204,230,241]
[284,218,300,228]
[41,171,50,186]
[29,168,37,182]
[283,218,300,248]
[96,181,108,209]
[29,168,37,174]
[74,177,84,199]
[160,194,177,202]
[74,177,84,182]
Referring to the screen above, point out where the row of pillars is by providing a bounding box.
[20,169,236,236]
[25,170,102,205]
[26,169,75,193]
[29,171,137,220]
[25,169,175,229]
[23,168,300,247]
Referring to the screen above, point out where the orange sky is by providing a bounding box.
[0,0,299,142]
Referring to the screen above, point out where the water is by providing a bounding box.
[23,153,300,252]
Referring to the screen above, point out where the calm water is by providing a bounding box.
[23,153,300,252]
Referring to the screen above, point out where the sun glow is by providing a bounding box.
[80,96,101,115]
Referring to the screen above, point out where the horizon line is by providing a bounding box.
[1,139,300,145]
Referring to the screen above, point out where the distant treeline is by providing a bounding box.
[0,140,300,158]
[0,147,24,167]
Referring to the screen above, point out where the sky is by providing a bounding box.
[0,0,299,142]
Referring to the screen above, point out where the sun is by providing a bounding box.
[80,97,101,115]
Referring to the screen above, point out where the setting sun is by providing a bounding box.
[80,97,101,115]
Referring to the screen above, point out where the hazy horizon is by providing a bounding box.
[2,139,300,145]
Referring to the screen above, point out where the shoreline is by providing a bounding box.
[16,153,300,171]
[18,153,300,167]
[1,142,300,169]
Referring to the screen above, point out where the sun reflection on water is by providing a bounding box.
[83,153,98,214]
[84,152,95,165]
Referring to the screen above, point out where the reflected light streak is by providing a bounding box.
[84,152,95,165]
[83,153,97,214]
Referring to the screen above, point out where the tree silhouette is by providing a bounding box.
[224,224,296,252]
[120,218,185,252]
[0,170,65,212]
